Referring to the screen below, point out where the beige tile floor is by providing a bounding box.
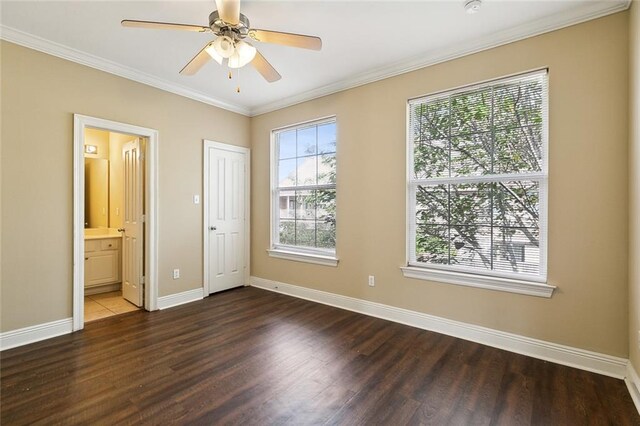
[84,291,140,322]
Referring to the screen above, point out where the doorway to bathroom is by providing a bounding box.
[73,115,159,331]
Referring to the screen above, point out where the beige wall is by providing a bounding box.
[251,13,630,357]
[630,0,640,371]
[1,41,250,331]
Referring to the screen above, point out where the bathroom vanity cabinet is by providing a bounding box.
[84,237,121,288]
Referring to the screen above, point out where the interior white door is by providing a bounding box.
[122,138,144,306]
[207,145,246,294]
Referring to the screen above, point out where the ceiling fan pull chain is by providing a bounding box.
[236,68,241,93]
[228,70,232,80]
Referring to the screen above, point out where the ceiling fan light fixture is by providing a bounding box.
[213,35,235,58]
[227,40,257,69]
[205,43,224,64]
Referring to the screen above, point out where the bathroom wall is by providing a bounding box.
[84,128,109,160]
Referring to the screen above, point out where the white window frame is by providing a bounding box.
[401,69,555,298]
[268,116,338,267]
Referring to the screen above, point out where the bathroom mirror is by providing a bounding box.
[85,158,109,228]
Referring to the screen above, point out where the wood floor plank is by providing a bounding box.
[1,286,638,425]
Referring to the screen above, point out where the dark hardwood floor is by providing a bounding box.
[1,286,638,425]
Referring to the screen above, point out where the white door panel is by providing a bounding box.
[122,138,144,306]
[207,145,246,293]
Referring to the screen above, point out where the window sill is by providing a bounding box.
[400,266,555,298]
[268,249,339,267]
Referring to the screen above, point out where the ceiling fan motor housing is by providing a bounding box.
[209,10,250,40]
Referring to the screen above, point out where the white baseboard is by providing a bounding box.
[0,318,73,351]
[250,276,628,379]
[157,287,204,310]
[626,362,640,413]
[85,283,121,295]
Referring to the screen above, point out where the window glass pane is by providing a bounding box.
[316,221,335,249]
[419,98,450,141]
[450,226,492,270]
[279,159,296,187]
[412,98,449,179]
[297,127,316,156]
[414,139,449,179]
[273,118,336,253]
[449,183,492,226]
[317,154,336,185]
[279,219,296,245]
[450,88,492,136]
[494,80,543,130]
[278,130,297,159]
[296,156,317,186]
[493,181,539,229]
[296,220,316,247]
[316,188,335,223]
[416,185,448,225]
[278,189,295,219]
[415,224,449,264]
[493,227,539,274]
[318,123,336,154]
[494,126,543,174]
[450,133,492,177]
[296,190,315,220]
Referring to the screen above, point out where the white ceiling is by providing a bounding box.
[0,0,630,115]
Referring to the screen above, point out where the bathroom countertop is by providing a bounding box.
[84,229,122,240]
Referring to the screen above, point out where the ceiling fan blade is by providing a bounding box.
[121,20,211,33]
[180,43,214,75]
[215,0,241,25]
[249,29,322,51]
[251,51,281,83]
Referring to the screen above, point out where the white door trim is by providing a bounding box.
[73,114,159,331]
[203,140,250,295]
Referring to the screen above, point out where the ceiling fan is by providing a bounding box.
[121,0,322,84]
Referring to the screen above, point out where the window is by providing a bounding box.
[403,70,554,297]
[269,117,337,266]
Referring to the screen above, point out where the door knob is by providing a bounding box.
[210,226,217,231]
[117,228,125,232]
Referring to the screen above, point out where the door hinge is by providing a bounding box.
[141,276,145,284]
[141,214,146,223]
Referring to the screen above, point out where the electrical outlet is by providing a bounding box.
[193,195,200,204]
[173,269,180,279]
[368,275,375,287]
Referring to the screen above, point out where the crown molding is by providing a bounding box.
[250,0,631,116]
[0,0,631,117]
[0,25,251,116]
